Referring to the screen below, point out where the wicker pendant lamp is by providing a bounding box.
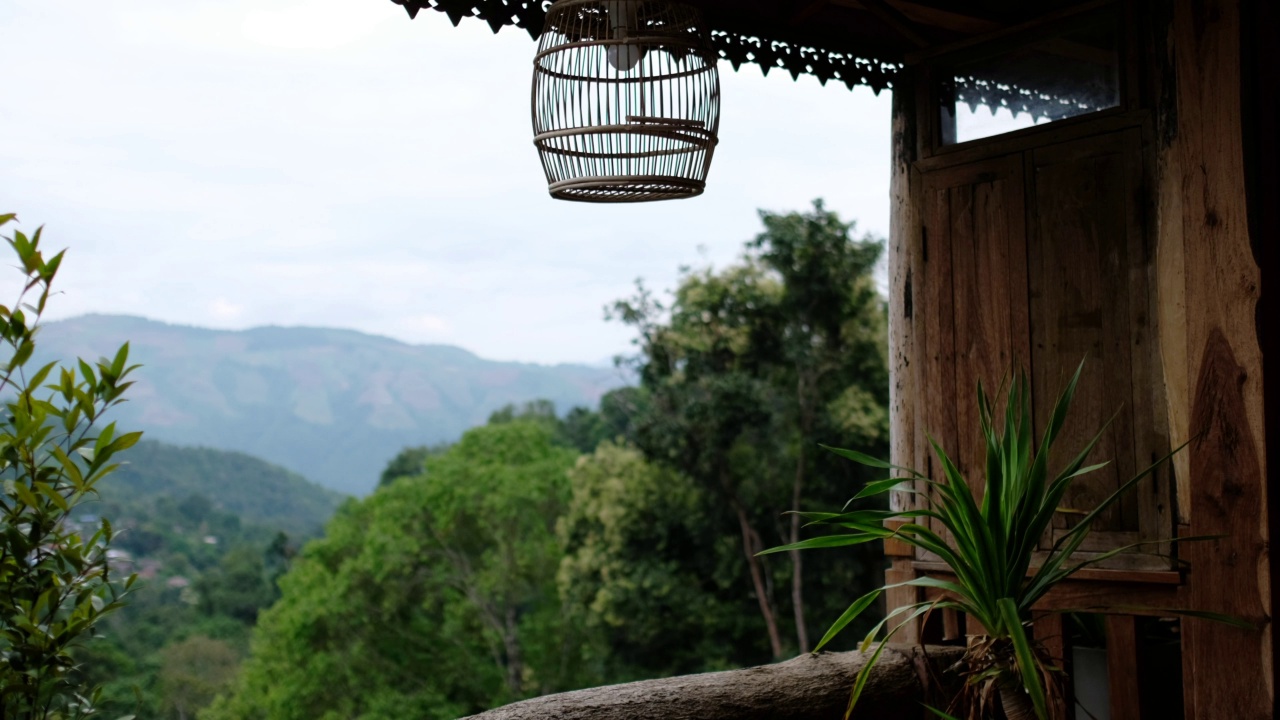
[532,0,721,202]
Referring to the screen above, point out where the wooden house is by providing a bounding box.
[390,1,1276,717]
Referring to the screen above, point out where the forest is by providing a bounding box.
[2,201,893,719]
[202,200,893,719]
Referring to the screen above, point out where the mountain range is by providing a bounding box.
[36,315,629,495]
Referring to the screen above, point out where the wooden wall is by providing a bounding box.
[886,0,1272,715]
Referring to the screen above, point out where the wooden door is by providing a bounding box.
[915,128,1173,571]
[919,154,1030,505]
[1026,129,1173,569]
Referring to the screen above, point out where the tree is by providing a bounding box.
[0,213,142,718]
[158,636,239,720]
[376,445,433,488]
[195,547,275,624]
[206,419,589,720]
[609,200,889,658]
[557,442,763,680]
[746,199,887,652]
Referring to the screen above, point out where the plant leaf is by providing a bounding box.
[998,598,1048,720]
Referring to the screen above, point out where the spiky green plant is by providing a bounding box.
[763,363,1247,720]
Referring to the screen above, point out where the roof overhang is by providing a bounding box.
[390,0,1088,91]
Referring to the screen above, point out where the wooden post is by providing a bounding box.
[887,67,922,642]
[1106,615,1141,720]
[1160,0,1272,717]
[1241,0,1280,695]
[1033,612,1069,720]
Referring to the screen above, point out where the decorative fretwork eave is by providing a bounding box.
[390,0,904,92]
[389,0,1114,115]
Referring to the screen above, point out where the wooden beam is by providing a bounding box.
[904,0,1115,64]
[830,0,1002,36]
[789,0,830,26]
[859,0,932,48]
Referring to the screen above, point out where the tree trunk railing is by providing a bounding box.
[463,645,965,720]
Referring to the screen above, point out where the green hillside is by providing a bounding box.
[36,315,628,495]
[90,440,346,537]
[73,440,344,719]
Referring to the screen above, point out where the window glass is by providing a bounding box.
[937,14,1121,145]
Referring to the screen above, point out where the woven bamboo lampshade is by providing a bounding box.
[532,0,721,202]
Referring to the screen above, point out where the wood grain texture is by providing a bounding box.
[1182,330,1269,715]
[1033,611,1068,720]
[885,564,920,644]
[887,79,922,638]
[920,157,1025,529]
[1026,129,1174,568]
[889,75,920,516]
[886,9,1273,716]
[463,646,966,720]
[947,156,1028,505]
[1028,131,1140,535]
[918,169,957,554]
[1106,614,1142,720]
[1165,0,1271,716]
[1148,0,1194,526]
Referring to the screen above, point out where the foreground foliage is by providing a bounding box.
[0,214,141,718]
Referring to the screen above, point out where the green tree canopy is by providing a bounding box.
[206,419,588,720]
[558,442,766,680]
[609,200,890,658]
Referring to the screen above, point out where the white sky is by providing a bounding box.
[0,0,892,365]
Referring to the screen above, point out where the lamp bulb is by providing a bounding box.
[605,0,646,72]
[608,45,645,72]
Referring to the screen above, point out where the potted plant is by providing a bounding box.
[763,363,1247,720]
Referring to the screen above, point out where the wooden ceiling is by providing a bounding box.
[391,0,1094,90]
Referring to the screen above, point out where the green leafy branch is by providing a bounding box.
[0,214,142,720]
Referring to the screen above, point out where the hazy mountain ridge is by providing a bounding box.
[37,315,629,494]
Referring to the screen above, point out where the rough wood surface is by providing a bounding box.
[887,73,922,639]
[461,646,964,720]
[1159,0,1272,717]
[1105,614,1141,719]
[888,73,918,519]
[1026,129,1174,566]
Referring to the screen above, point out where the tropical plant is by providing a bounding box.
[0,214,142,718]
[763,363,1247,720]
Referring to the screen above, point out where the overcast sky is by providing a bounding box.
[1,0,892,365]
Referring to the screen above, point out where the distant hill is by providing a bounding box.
[80,439,343,569]
[75,440,344,719]
[95,440,346,537]
[37,315,629,494]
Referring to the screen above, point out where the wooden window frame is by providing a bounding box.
[910,0,1139,160]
